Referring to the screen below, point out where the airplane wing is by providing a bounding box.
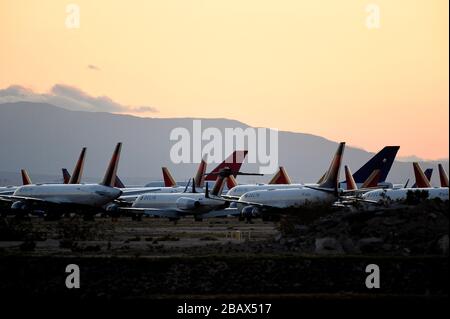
[119,207,181,218]
[0,195,48,203]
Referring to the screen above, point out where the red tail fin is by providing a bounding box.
[162,167,177,187]
[268,166,292,184]
[101,143,122,187]
[205,150,248,181]
[194,155,208,188]
[413,162,431,188]
[21,169,32,185]
[62,168,71,184]
[361,169,381,188]
[344,165,357,190]
[319,142,345,190]
[69,147,86,184]
[438,164,449,187]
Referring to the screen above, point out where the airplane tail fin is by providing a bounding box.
[351,146,399,183]
[62,168,71,184]
[319,142,345,191]
[317,172,326,184]
[100,143,122,187]
[162,167,177,187]
[227,175,238,189]
[115,175,125,188]
[205,150,248,181]
[344,165,357,190]
[68,147,87,184]
[361,169,381,189]
[21,169,32,185]
[211,175,228,196]
[194,155,208,188]
[438,163,449,187]
[268,166,292,184]
[412,168,432,188]
[413,162,432,188]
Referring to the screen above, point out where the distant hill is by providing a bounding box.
[0,102,447,186]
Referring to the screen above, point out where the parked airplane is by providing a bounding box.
[120,172,237,221]
[0,143,123,219]
[209,142,346,220]
[360,162,449,205]
[225,145,396,198]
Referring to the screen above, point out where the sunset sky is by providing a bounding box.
[1,0,448,159]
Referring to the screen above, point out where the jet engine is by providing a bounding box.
[176,197,201,210]
[11,201,29,211]
[241,205,260,218]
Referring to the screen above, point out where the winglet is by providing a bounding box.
[62,168,71,184]
[319,142,346,191]
[101,143,122,187]
[438,164,449,187]
[344,165,357,190]
[21,169,32,185]
[115,175,125,188]
[268,166,292,184]
[69,147,87,184]
[413,162,431,188]
[162,167,177,187]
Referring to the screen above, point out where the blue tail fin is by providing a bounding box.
[351,146,399,184]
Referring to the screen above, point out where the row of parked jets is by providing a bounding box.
[0,142,448,221]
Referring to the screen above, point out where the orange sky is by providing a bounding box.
[0,0,448,159]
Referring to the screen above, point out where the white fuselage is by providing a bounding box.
[132,192,224,212]
[238,188,336,209]
[362,187,449,203]
[13,184,122,207]
[227,184,306,198]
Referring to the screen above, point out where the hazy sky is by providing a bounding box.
[1,0,448,159]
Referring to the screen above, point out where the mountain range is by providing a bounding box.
[0,102,447,186]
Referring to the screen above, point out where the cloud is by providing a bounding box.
[87,64,100,71]
[134,105,159,113]
[0,84,159,113]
